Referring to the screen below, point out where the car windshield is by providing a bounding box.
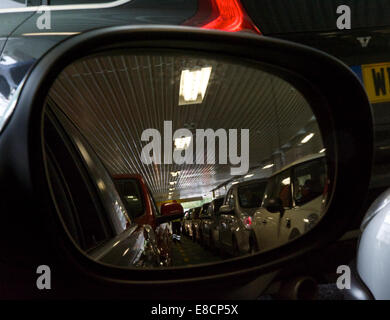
[238,182,267,209]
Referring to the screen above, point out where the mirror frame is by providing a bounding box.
[0,26,373,294]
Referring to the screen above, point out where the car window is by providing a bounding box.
[293,158,327,206]
[114,179,145,219]
[225,189,235,208]
[238,182,267,209]
[149,193,160,217]
[263,170,292,208]
[0,0,29,9]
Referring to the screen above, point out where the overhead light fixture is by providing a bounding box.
[262,164,274,169]
[319,148,326,153]
[174,136,192,150]
[179,67,212,105]
[282,177,291,185]
[301,133,314,144]
[169,181,177,185]
[244,174,254,178]
[169,188,175,191]
[231,181,239,185]
[170,171,181,177]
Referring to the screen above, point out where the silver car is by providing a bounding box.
[218,179,268,256]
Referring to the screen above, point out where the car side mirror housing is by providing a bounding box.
[266,198,285,216]
[157,202,184,225]
[219,204,234,215]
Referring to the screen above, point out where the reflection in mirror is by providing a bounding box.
[43,50,328,268]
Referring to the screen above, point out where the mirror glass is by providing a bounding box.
[43,50,329,268]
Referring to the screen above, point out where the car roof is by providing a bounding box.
[233,178,268,188]
[270,153,325,177]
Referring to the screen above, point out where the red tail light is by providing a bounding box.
[183,0,261,34]
[244,216,252,227]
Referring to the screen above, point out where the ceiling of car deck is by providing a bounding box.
[47,51,323,202]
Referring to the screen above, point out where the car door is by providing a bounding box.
[257,169,293,250]
[219,189,236,246]
[280,157,327,243]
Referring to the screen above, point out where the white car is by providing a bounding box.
[251,154,327,252]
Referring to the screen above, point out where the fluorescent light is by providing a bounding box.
[179,67,212,105]
[170,171,181,177]
[319,148,326,153]
[244,174,254,178]
[231,181,239,185]
[301,133,314,144]
[262,164,274,169]
[174,136,192,150]
[169,181,177,185]
[282,177,291,185]
[169,188,175,191]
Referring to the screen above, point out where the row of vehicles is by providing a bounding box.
[182,154,327,257]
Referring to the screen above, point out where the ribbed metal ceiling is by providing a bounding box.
[48,51,322,202]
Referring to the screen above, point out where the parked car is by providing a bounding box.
[183,209,193,236]
[251,154,327,253]
[189,206,202,242]
[197,202,211,244]
[113,174,179,266]
[199,197,224,249]
[218,179,268,256]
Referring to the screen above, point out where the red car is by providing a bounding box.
[113,174,183,266]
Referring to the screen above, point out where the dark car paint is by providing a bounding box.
[0,0,197,126]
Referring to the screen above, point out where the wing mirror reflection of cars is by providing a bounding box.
[0,26,374,298]
[265,198,285,217]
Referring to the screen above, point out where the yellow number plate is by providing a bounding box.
[362,62,390,103]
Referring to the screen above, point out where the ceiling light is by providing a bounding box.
[170,171,181,177]
[244,174,254,178]
[319,148,326,153]
[174,136,192,150]
[231,181,238,185]
[282,177,291,185]
[169,188,175,191]
[262,164,274,169]
[169,181,177,185]
[179,67,212,105]
[301,133,314,144]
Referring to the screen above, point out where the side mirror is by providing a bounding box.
[157,202,184,225]
[160,202,183,217]
[219,204,234,215]
[266,198,285,216]
[2,25,373,298]
[156,213,184,225]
